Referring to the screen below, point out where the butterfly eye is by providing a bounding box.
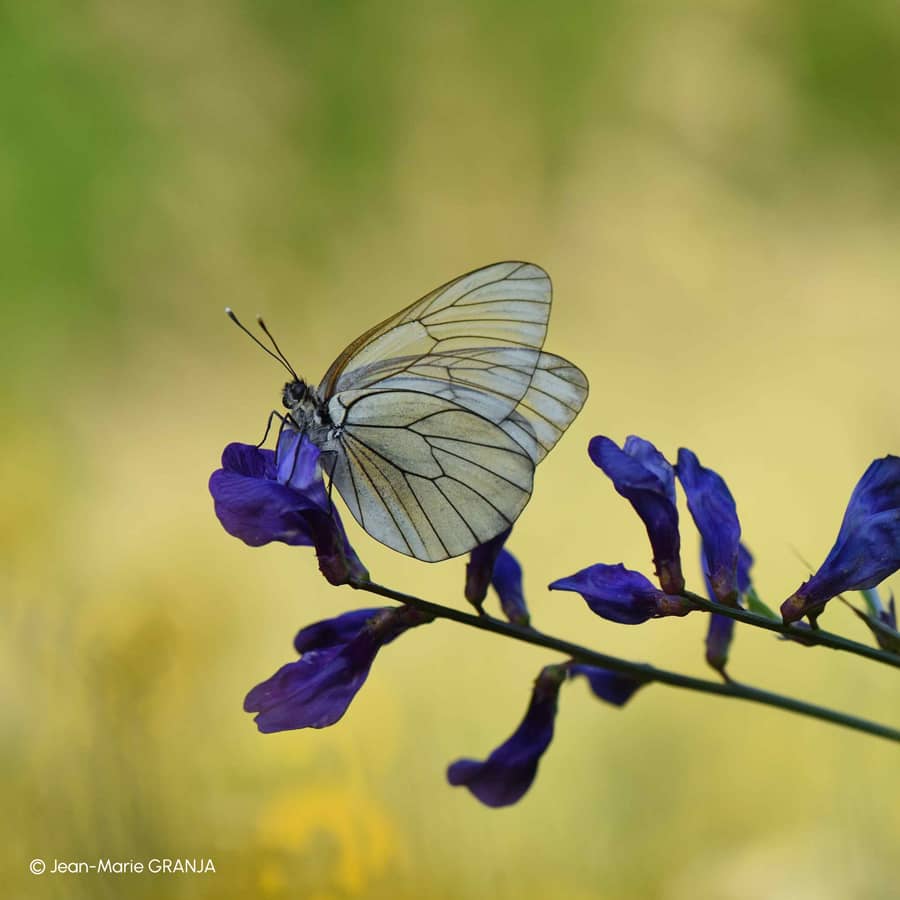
[283,380,307,408]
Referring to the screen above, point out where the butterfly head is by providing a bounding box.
[282,379,310,410]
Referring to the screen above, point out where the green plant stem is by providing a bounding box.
[681,591,900,670]
[351,579,900,745]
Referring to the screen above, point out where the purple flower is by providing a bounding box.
[569,664,647,707]
[465,528,511,611]
[704,614,734,675]
[589,436,684,594]
[245,606,430,733]
[704,544,754,674]
[676,448,742,605]
[781,456,900,623]
[292,608,389,654]
[549,563,689,625]
[465,532,530,624]
[492,549,530,626]
[447,664,566,807]
[209,428,368,585]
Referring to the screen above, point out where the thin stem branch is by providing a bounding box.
[681,591,900,670]
[351,580,900,745]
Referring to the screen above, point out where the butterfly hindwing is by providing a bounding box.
[325,390,535,561]
[499,352,589,464]
[327,348,589,465]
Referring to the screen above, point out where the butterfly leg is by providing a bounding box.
[256,409,286,448]
[271,409,304,456]
[325,451,339,515]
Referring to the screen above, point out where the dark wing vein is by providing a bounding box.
[327,391,535,561]
[319,262,551,399]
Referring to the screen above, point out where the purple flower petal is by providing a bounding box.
[303,506,370,586]
[589,436,684,594]
[293,608,390,654]
[221,442,276,479]
[703,543,754,674]
[447,665,565,807]
[246,606,430,733]
[493,549,530,626]
[550,563,688,625]
[569,664,647,707]
[209,466,317,547]
[275,428,328,501]
[704,614,735,673]
[244,642,375,731]
[782,456,900,622]
[677,448,742,604]
[465,529,511,609]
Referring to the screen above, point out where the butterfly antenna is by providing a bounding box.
[225,308,296,379]
[256,315,301,382]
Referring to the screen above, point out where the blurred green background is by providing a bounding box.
[3,1,900,897]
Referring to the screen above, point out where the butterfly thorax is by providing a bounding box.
[282,379,335,443]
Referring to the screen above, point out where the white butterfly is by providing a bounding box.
[231,262,588,562]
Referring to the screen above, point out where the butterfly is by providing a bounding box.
[228,262,588,562]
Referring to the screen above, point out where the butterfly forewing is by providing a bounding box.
[319,261,551,400]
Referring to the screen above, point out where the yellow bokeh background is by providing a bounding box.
[3,2,900,897]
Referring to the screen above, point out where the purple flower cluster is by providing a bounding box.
[552,437,745,629]
[555,438,899,631]
[552,437,900,680]
[233,521,643,808]
[210,425,899,809]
